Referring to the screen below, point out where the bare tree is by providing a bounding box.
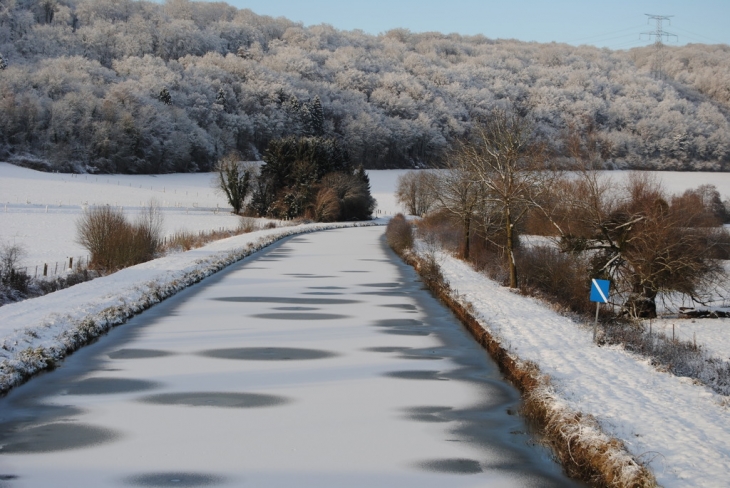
[214,153,257,215]
[426,158,481,259]
[458,110,549,288]
[395,171,437,217]
[556,172,728,318]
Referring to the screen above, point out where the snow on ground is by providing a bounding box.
[367,169,411,217]
[0,163,401,270]
[0,162,241,269]
[430,249,730,488]
[601,170,730,197]
[646,317,730,362]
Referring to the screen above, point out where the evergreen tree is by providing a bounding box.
[158,88,172,106]
[300,103,314,136]
[251,136,353,219]
[215,88,226,109]
[310,96,325,136]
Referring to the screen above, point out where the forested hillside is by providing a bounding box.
[1,0,730,173]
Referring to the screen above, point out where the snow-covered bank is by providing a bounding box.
[425,250,730,488]
[0,221,380,394]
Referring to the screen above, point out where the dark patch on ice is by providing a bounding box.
[0,423,119,453]
[363,346,412,353]
[283,273,335,279]
[380,303,417,310]
[198,347,338,361]
[214,296,360,305]
[373,319,423,327]
[0,475,18,481]
[301,291,342,296]
[342,270,369,273]
[252,312,350,320]
[64,378,161,395]
[308,286,346,290]
[138,392,290,409]
[399,348,444,360]
[403,406,454,423]
[359,290,409,296]
[108,349,174,359]
[416,458,483,474]
[361,282,402,287]
[380,329,431,336]
[271,306,319,311]
[384,370,446,381]
[124,472,226,486]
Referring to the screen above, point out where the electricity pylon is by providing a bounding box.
[641,14,678,80]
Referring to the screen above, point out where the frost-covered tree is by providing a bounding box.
[1,0,729,172]
[0,52,7,70]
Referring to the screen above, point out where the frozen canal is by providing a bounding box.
[0,227,578,487]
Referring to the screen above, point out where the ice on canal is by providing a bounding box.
[0,227,578,487]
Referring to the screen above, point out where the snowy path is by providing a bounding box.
[436,252,730,488]
[0,227,576,487]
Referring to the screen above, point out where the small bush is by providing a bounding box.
[76,203,164,272]
[0,243,31,294]
[165,230,200,252]
[415,210,462,254]
[239,216,260,233]
[386,214,414,253]
[516,245,593,315]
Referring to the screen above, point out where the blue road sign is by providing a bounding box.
[590,279,610,303]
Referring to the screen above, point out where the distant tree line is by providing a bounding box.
[1,0,730,172]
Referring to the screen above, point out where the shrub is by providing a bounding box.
[214,153,257,214]
[386,214,413,253]
[308,187,340,222]
[0,243,31,303]
[76,203,164,272]
[516,245,593,315]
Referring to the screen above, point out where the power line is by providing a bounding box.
[563,24,647,44]
[641,14,678,80]
[670,25,726,45]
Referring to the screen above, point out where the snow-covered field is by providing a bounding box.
[0,163,405,270]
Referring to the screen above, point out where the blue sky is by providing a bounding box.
[220,0,730,49]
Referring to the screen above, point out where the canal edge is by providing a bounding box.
[0,222,380,397]
[393,249,658,488]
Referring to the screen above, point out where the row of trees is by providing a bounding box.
[1,0,730,172]
[399,110,730,318]
[215,136,375,221]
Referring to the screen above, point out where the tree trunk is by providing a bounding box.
[462,215,471,260]
[625,283,657,318]
[505,207,518,288]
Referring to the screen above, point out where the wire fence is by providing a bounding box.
[19,256,91,280]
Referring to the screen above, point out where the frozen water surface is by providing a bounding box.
[0,227,579,487]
